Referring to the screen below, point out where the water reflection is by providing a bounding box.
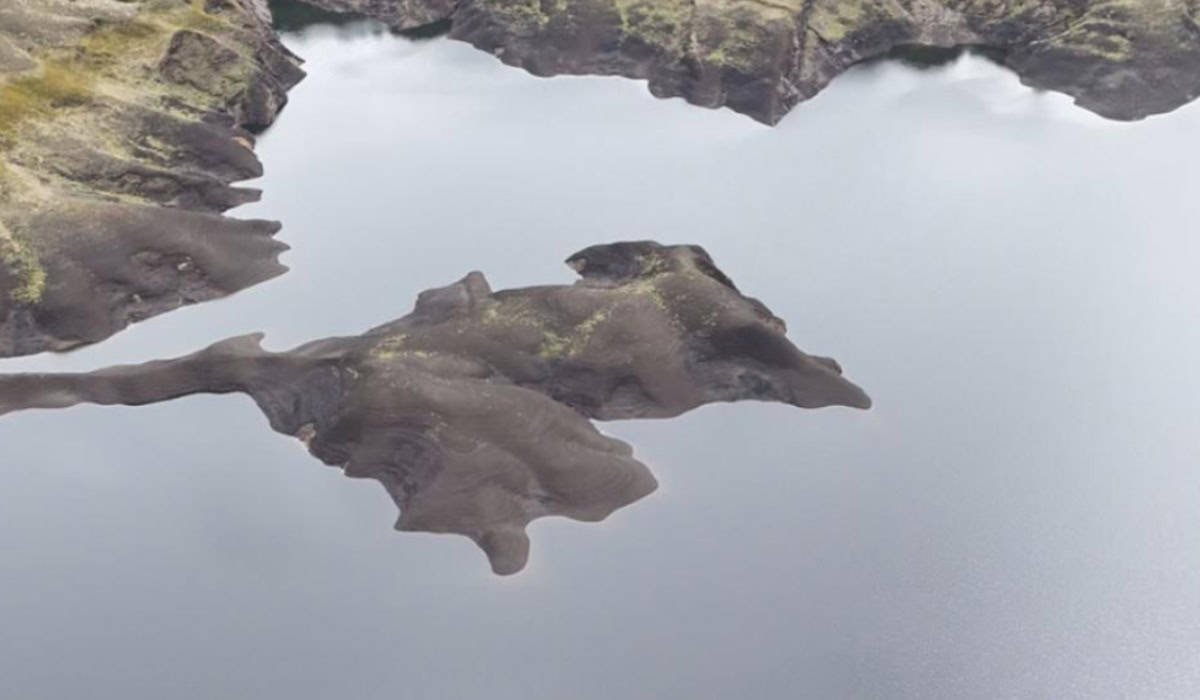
[268,0,451,39]
[875,44,1010,70]
[1,21,1198,700]
[267,0,370,33]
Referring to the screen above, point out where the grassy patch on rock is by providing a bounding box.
[0,61,94,139]
[0,223,45,305]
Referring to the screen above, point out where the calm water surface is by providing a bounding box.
[2,22,1198,699]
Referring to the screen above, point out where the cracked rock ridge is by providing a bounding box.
[0,242,872,575]
[0,0,304,358]
[297,0,1200,125]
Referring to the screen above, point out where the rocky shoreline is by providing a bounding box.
[305,0,1200,125]
[3,0,1199,358]
[0,0,301,357]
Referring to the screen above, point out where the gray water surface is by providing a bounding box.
[2,24,1198,699]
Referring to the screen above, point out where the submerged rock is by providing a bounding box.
[0,0,304,357]
[0,242,871,574]
[294,0,1200,124]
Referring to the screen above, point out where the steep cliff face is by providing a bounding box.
[0,0,304,357]
[298,0,1200,124]
[0,243,871,574]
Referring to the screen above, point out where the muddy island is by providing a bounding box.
[0,242,871,574]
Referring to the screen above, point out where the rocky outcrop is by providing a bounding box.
[0,242,871,574]
[5,0,1196,360]
[0,0,304,357]
[297,0,1200,124]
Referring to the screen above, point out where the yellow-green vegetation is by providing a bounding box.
[482,296,540,327]
[491,0,567,28]
[0,0,242,144]
[695,0,802,70]
[624,277,668,311]
[1046,0,1165,61]
[615,0,692,56]
[482,298,569,358]
[0,0,258,313]
[480,297,622,360]
[807,0,868,42]
[1064,27,1134,60]
[537,328,571,358]
[373,334,409,359]
[0,61,94,141]
[0,224,46,304]
[183,0,237,34]
[537,308,610,359]
[372,334,437,360]
[73,19,164,73]
[950,0,1060,17]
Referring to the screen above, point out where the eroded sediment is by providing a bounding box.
[296,0,1200,124]
[0,0,303,357]
[0,242,871,574]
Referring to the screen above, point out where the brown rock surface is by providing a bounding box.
[0,242,871,574]
[296,0,1200,124]
[0,0,304,357]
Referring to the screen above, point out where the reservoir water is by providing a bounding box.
[1,20,1198,699]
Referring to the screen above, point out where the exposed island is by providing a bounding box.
[0,242,872,574]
